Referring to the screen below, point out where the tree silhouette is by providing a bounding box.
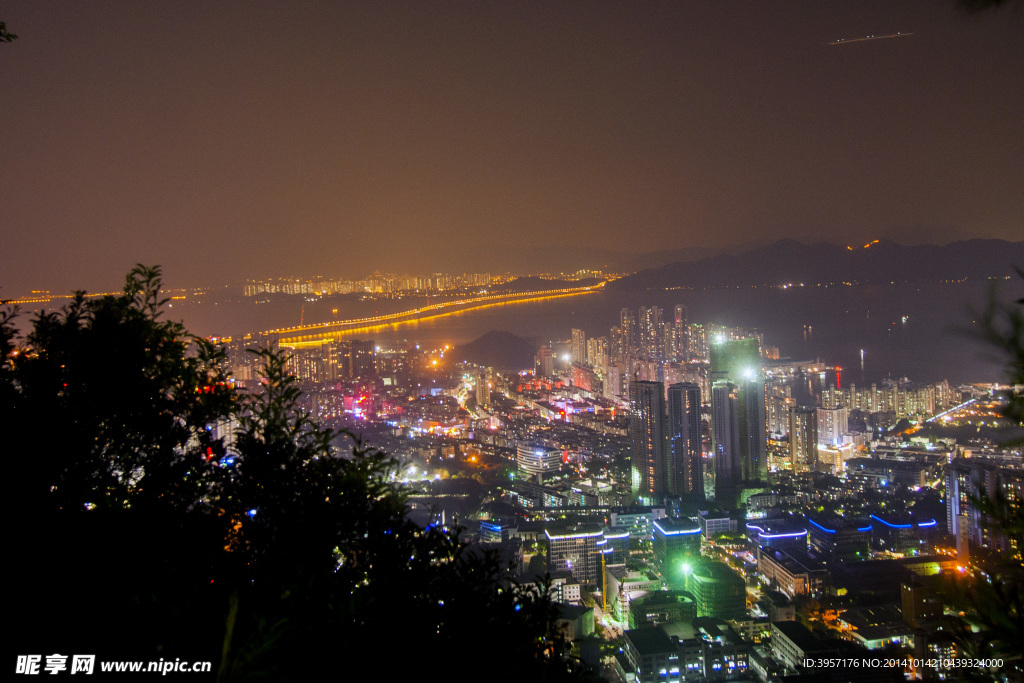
[3,267,582,682]
[0,21,17,43]
[934,272,1024,679]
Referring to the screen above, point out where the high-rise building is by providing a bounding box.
[545,525,603,585]
[789,405,818,473]
[710,337,760,384]
[638,306,665,361]
[686,561,746,620]
[476,369,490,407]
[711,381,740,493]
[620,309,637,359]
[947,454,1023,559]
[571,328,587,366]
[653,517,702,574]
[739,377,768,483]
[710,337,767,485]
[688,323,709,362]
[586,336,609,369]
[604,363,623,400]
[672,304,688,362]
[630,380,667,503]
[817,407,848,446]
[536,344,554,377]
[667,382,703,502]
[328,339,376,380]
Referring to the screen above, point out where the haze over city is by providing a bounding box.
[2,1,1023,294]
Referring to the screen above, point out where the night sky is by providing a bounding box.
[2,2,1022,293]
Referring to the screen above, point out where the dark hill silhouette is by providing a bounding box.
[611,239,1023,290]
[455,330,537,371]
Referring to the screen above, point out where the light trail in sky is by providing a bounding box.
[828,32,914,46]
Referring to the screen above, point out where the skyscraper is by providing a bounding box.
[620,309,637,359]
[710,337,767,485]
[710,337,760,383]
[817,406,848,446]
[638,306,665,361]
[667,382,703,502]
[711,381,740,493]
[586,336,609,369]
[789,405,818,473]
[739,377,768,483]
[630,380,666,503]
[673,304,689,362]
[571,328,587,366]
[476,368,490,407]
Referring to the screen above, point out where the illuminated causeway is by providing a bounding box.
[257,281,607,347]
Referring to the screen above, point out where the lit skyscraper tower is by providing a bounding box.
[586,336,609,369]
[817,407,848,446]
[638,306,665,361]
[476,369,490,407]
[740,376,768,483]
[571,328,587,366]
[711,381,740,494]
[630,380,666,503]
[709,337,759,383]
[789,405,818,473]
[688,323,708,362]
[673,304,688,362]
[668,382,703,503]
[620,309,637,359]
[710,338,767,486]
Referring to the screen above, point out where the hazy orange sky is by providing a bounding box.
[2,1,1022,293]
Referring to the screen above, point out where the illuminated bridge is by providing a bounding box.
[249,281,607,347]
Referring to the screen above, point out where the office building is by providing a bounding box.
[807,516,872,560]
[653,518,702,576]
[545,525,603,585]
[686,561,746,620]
[517,442,563,479]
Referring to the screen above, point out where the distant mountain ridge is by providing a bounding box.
[611,239,1024,290]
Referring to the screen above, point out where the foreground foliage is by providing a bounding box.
[3,267,582,681]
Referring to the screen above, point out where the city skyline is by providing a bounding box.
[4,4,1023,674]
[2,2,1023,294]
